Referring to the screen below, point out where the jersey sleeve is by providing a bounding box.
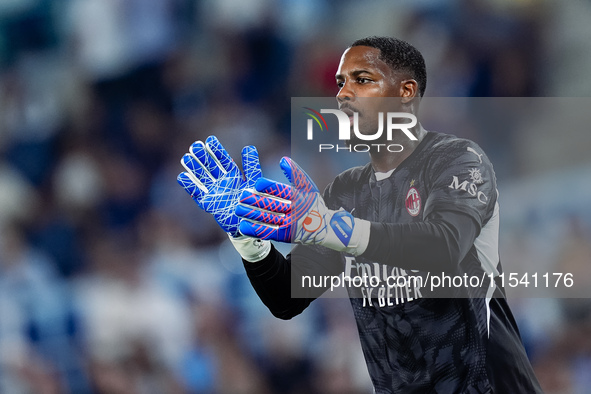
[423,141,497,226]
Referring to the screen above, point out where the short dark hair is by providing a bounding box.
[351,36,427,97]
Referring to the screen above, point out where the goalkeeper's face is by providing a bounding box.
[335,46,417,143]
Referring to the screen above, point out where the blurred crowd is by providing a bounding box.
[0,0,590,393]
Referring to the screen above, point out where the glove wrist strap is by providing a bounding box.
[346,218,370,256]
[229,235,271,263]
[322,215,370,256]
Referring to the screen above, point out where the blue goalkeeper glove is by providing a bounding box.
[177,135,262,237]
[236,157,370,255]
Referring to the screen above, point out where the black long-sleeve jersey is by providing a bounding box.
[243,131,542,393]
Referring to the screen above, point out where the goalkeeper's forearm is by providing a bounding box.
[240,244,313,320]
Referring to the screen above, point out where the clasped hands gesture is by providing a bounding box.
[178,135,368,256]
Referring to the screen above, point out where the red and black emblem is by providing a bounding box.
[405,187,421,217]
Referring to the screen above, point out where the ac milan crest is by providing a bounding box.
[405,187,421,217]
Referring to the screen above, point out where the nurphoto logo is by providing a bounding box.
[304,107,417,153]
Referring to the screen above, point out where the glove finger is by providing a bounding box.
[279,157,294,183]
[206,135,237,175]
[254,177,292,200]
[239,189,290,213]
[177,172,205,205]
[191,140,223,180]
[239,220,281,241]
[235,205,286,226]
[181,153,214,191]
[242,145,262,188]
[279,157,319,193]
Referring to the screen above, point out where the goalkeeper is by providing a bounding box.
[178,37,542,393]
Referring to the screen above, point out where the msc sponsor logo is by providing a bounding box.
[448,170,488,204]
